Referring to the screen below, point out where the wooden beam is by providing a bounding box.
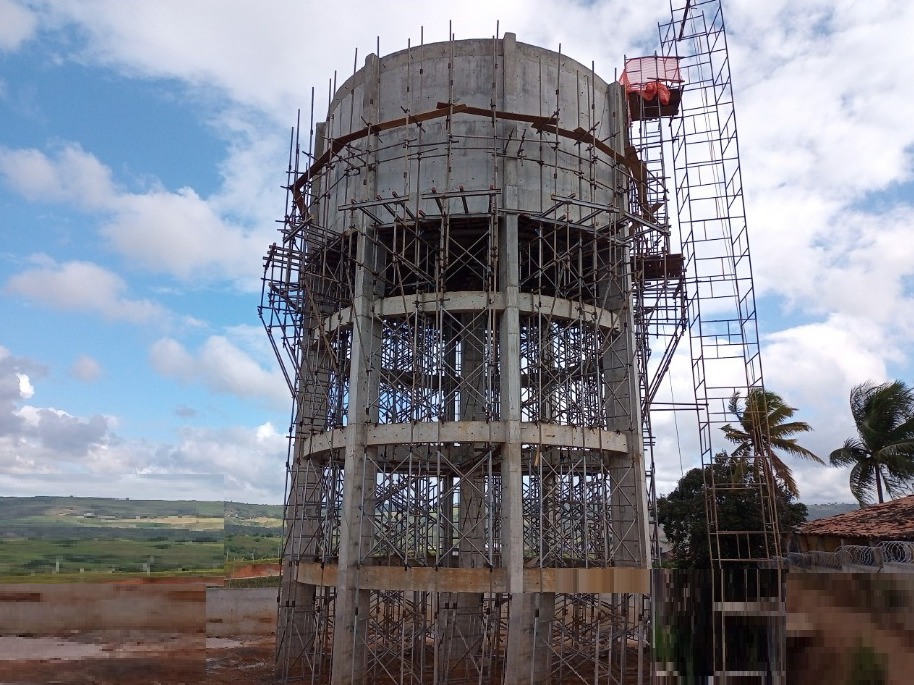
[296,562,650,594]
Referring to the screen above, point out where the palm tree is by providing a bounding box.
[721,388,823,497]
[829,380,914,505]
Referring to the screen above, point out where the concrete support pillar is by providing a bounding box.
[330,52,382,685]
[501,211,551,684]
[603,84,649,567]
[500,33,552,683]
[506,592,555,684]
[330,220,382,681]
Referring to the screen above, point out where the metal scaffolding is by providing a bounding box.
[659,0,785,681]
[260,2,783,679]
[260,31,683,685]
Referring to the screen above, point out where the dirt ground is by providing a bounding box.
[0,579,275,684]
[0,632,274,684]
[786,575,914,685]
[206,635,275,684]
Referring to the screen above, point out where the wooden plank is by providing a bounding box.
[295,562,649,594]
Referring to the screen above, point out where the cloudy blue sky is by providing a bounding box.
[1,0,912,504]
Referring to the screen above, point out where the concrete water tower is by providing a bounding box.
[262,32,653,685]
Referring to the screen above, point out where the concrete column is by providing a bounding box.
[604,82,649,569]
[330,52,382,685]
[500,32,553,684]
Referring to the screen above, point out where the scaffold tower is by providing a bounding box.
[658,0,785,681]
[261,1,782,681]
[260,31,684,685]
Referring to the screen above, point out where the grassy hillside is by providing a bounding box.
[224,501,284,522]
[0,495,222,519]
[0,495,284,578]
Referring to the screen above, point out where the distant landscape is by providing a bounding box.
[804,502,859,521]
[0,495,859,581]
[0,496,283,581]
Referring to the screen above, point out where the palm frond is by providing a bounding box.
[770,438,824,463]
[719,387,820,496]
[881,468,914,501]
[837,380,914,503]
[829,440,866,468]
[848,461,875,506]
[764,451,797,496]
[767,420,814,439]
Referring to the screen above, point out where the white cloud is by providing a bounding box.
[101,187,262,281]
[174,404,197,418]
[0,384,119,471]
[147,337,194,375]
[16,405,111,455]
[0,348,45,437]
[150,334,288,407]
[36,1,658,121]
[0,143,116,209]
[0,0,37,52]
[758,314,905,502]
[735,2,914,307]
[144,423,286,502]
[70,355,102,382]
[764,317,898,402]
[16,373,34,399]
[0,349,285,502]
[0,144,269,286]
[4,257,169,324]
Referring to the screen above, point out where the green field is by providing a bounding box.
[223,500,283,563]
[0,495,285,579]
[225,533,282,562]
[0,538,224,575]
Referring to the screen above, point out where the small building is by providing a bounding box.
[794,495,914,553]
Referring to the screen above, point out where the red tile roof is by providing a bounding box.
[797,495,914,540]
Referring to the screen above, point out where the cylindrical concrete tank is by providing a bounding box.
[311,37,622,232]
[273,33,649,685]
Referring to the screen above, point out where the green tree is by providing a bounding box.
[829,380,914,505]
[721,388,822,497]
[658,457,807,569]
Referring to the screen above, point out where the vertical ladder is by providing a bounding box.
[661,0,785,681]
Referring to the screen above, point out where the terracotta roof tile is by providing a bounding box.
[797,495,914,540]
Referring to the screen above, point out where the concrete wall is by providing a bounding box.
[315,35,622,234]
[0,584,204,635]
[206,587,276,637]
[0,585,276,638]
